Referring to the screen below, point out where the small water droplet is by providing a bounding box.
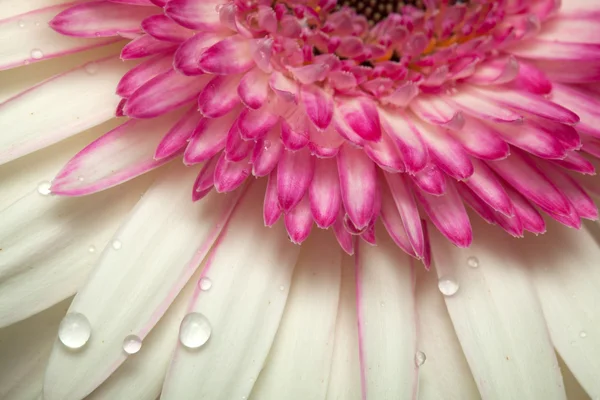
[35,21,40,27]
[77,176,85,182]
[123,334,142,355]
[17,20,25,28]
[88,245,96,253]
[37,181,52,195]
[438,277,459,296]
[30,49,43,60]
[263,140,272,150]
[279,285,285,291]
[415,350,427,367]
[380,301,385,307]
[467,256,479,268]
[58,313,91,349]
[112,240,122,250]
[179,313,211,349]
[199,277,212,291]
[84,62,98,75]
[580,331,587,338]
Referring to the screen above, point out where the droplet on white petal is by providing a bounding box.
[37,181,52,196]
[84,62,99,75]
[123,335,143,355]
[58,313,92,350]
[179,313,211,349]
[467,256,479,268]
[112,240,122,250]
[415,350,427,367]
[438,277,459,296]
[30,49,43,59]
[199,277,212,291]
[88,245,96,253]
[580,331,588,338]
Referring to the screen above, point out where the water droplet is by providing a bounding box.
[263,140,272,150]
[30,49,43,60]
[380,301,385,307]
[84,62,98,75]
[34,21,40,27]
[123,334,142,355]
[438,277,459,296]
[88,245,96,253]
[279,285,285,291]
[78,176,85,182]
[580,331,587,338]
[58,313,91,349]
[179,313,211,349]
[17,20,25,28]
[112,240,122,250]
[415,350,427,367]
[467,256,479,268]
[199,277,212,291]
[37,181,52,195]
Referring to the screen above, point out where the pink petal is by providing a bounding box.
[155,106,203,160]
[238,105,279,141]
[174,32,226,76]
[277,148,315,212]
[141,14,193,42]
[301,85,334,130]
[364,132,406,173]
[284,195,313,244]
[379,180,418,257]
[333,213,355,255]
[337,97,382,142]
[464,159,514,216]
[184,111,238,164]
[192,156,218,201]
[198,74,243,118]
[309,158,341,229]
[238,68,270,110]
[264,171,282,227]
[410,95,465,130]
[447,116,510,160]
[213,153,250,193]
[120,34,178,59]
[490,120,567,159]
[199,35,255,75]
[252,127,285,177]
[164,0,223,31]
[379,109,428,173]
[116,53,173,98]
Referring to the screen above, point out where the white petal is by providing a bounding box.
[251,230,342,399]
[414,266,479,399]
[43,163,242,400]
[88,254,204,400]
[0,4,119,71]
[431,220,567,400]
[356,230,418,400]
[558,355,591,400]
[0,0,80,20]
[520,221,600,399]
[161,182,302,400]
[0,56,131,165]
[0,124,152,327]
[326,255,362,400]
[0,299,70,399]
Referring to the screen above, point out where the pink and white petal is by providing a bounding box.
[88,258,203,400]
[410,95,464,129]
[277,148,315,212]
[520,222,600,399]
[238,67,270,109]
[199,35,254,75]
[164,0,223,31]
[213,152,251,193]
[50,1,157,37]
[325,256,362,400]
[336,97,382,142]
[0,56,129,165]
[508,40,600,62]
[0,5,121,70]
[161,182,301,400]
[43,164,241,400]
[333,214,355,255]
[309,158,341,229]
[124,69,210,118]
[337,145,378,230]
[411,164,447,196]
[431,221,567,400]
[198,74,242,118]
[490,120,566,159]
[252,128,284,177]
[155,106,202,160]
[284,195,313,244]
[379,108,429,173]
[356,235,417,400]
[251,231,342,398]
[0,300,69,399]
[302,84,334,130]
[379,181,418,258]
[464,159,514,217]
[173,31,227,76]
[551,83,600,139]
[184,112,236,164]
[415,266,479,400]
[263,170,281,226]
[52,110,185,196]
[120,34,178,59]
[238,105,279,141]
[141,14,192,43]
[116,53,173,98]
[447,116,510,161]
[446,87,523,123]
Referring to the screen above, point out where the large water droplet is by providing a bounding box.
[58,313,91,349]
[112,240,122,250]
[37,181,52,196]
[30,49,43,60]
[123,334,142,355]
[415,350,427,367]
[179,313,211,349]
[466,256,479,268]
[199,277,212,291]
[438,277,459,296]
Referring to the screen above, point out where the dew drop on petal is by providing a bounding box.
[58,313,91,349]
[30,49,43,60]
[199,277,212,291]
[78,176,85,182]
[112,240,122,250]
[264,140,272,150]
[123,334,142,355]
[580,331,587,338]
[88,245,96,253]
[17,20,25,28]
[84,62,99,75]
[179,313,211,349]
[438,277,459,296]
[415,350,427,367]
[279,285,285,291]
[467,256,479,268]
[37,181,52,196]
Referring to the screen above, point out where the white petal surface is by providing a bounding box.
[326,255,362,400]
[43,163,242,400]
[0,56,131,165]
[88,256,204,400]
[356,229,418,400]
[0,123,152,327]
[161,182,302,400]
[0,299,70,399]
[0,0,82,19]
[0,4,119,70]
[431,220,567,400]
[414,265,480,400]
[519,221,600,399]
[251,230,342,399]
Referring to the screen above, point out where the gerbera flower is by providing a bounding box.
[0,0,599,398]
